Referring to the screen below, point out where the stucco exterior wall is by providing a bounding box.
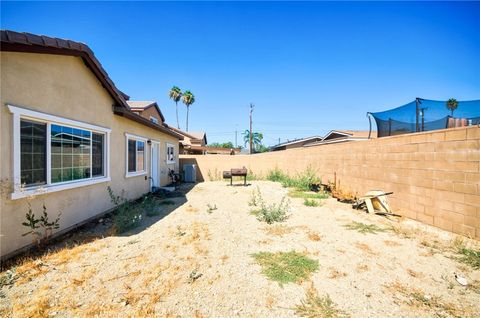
[180,126,480,239]
[0,52,179,258]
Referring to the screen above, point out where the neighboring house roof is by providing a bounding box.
[271,136,323,150]
[169,127,208,145]
[304,130,376,147]
[1,30,182,140]
[127,100,166,123]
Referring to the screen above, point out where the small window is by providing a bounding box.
[20,120,47,186]
[149,116,159,124]
[166,143,175,164]
[127,137,146,175]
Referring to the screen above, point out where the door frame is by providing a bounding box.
[150,140,160,190]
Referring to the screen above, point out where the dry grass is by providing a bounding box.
[383,240,402,247]
[356,263,369,272]
[354,242,377,255]
[385,281,469,318]
[185,205,199,213]
[263,224,295,237]
[406,268,423,278]
[307,231,322,242]
[220,255,229,263]
[327,267,347,279]
[71,267,97,286]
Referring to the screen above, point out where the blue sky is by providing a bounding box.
[2,1,479,146]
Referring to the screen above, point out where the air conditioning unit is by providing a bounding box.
[183,164,197,183]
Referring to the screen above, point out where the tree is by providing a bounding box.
[446,98,459,117]
[242,130,263,152]
[209,142,234,149]
[169,86,182,129]
[182,90,195,131]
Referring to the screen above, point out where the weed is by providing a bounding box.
[141,195,161,216]
[252,251,319,284]
[248,186,263,207]
[295,284,348,318]
[0,269,16,287]
[188,269,202,283]
[252,196,290,224]
[455,247,480,269]
[267,167,321,191]
[176,226,186,237]
[344,221,385,234]
[207,203,217,213]
[22,203,61,245]
[304,198,320,207]
[289,190,328,200]
[107,187,142,233]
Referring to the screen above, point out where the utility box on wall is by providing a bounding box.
[183,164,197,183]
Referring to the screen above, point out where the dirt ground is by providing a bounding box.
[1,181,479,318]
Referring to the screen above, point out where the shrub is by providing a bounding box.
[252,196,290,224]
[267,167,321,191]
[107,187,143,233]
[252,251,319,284]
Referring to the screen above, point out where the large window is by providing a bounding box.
[126,134,146,176]
[9,105,110,199]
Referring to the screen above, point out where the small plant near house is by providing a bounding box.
[252,251,319,285]
[344,221,385,235]
[251,196,290,224]
[304,198,320,207]
[295,284,349,318]
[142,194,161,217]
[107,186,142,233]
[22,203,61,246]
[206,203,217,213]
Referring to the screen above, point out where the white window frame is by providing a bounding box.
[125,133,148,178]
[8,104,111,200]
[166,142,176,164]
[149,116,159,124]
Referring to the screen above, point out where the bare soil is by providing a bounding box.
[1,181,479,317]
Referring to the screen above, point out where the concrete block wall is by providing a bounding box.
[180,126,480,239]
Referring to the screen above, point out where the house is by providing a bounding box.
[169,128,209,154]
[0,30,183,259]
[304,130,376,147]
[127,100,165,125]
[271,136,323,151]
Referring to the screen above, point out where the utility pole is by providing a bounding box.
[249,103,254,154]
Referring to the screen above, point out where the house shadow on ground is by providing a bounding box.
[0,183,195,270]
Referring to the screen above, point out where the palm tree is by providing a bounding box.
[169,86,182,129]
[446,98,459,117]
[242,130,263,152]
[182,90,195,131]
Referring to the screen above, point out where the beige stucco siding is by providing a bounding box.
[0,52,179,257]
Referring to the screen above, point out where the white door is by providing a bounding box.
[151,143,160,189]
